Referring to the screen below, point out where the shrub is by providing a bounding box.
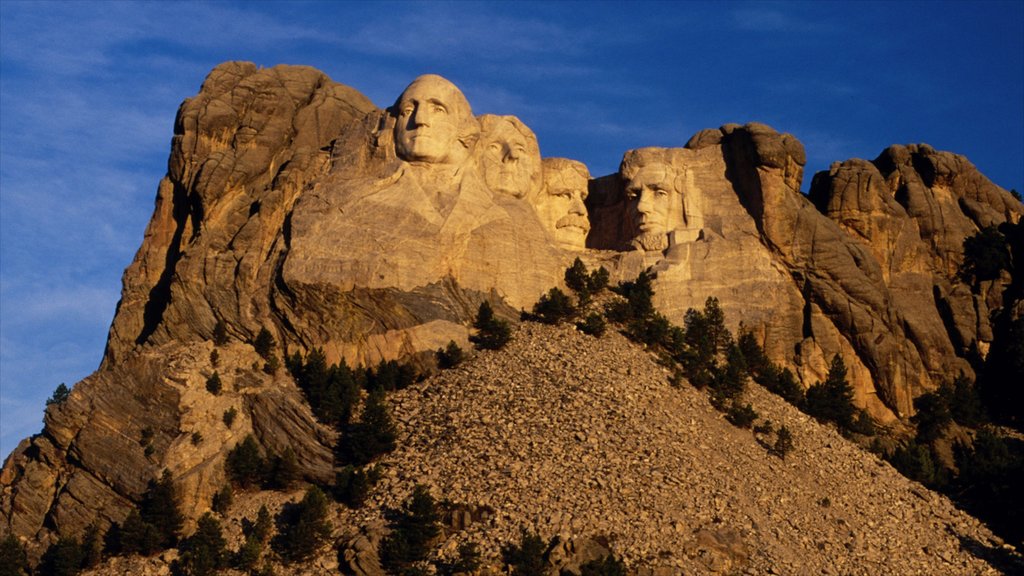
[725,403,758,429]
[140,470,183,549]
[888,441,946,487]
[234,537,263,573]
[212,484,233,514]
[272,487,333,563]
[961,226,1010,283]
[771,426,794,459]
[222,407,237,428]
[502,528,547,576]
[191,432,203,446]
[267,447,300,490]
[709,344,747,404]
[46,383,71,406]
[532,287,576,324]
[366,359,417,392]
[469,301,512,350]
[237,506,273,570]
[226,435,266,489]
[79,524,103,569]
[115,509,162,556]
[210,349,219,367]
[947,374,986,426]
[248,505,274,544]
[610,270,655,322]
[913,391,951,444]
[263,355,280,375]
[205,372,222,395]
[0,532,29,576]
[253,328,276,360]
[564,258,609,306]
[335,465,380,508]
[38,536,84,576]
[758,364,805,406]
[979,315,1024,428]
[849,409,877,437]
[213,321,229,346]
[579,554,627,576]
[340,390,397,466]
[173,513,227,576]
[443,542,482,575]
[379,485,441,573]
[290,349,361,428]
[564,258,591,295]
[436,340,465,369]
[804,355,856,430]
[576,312,607,337]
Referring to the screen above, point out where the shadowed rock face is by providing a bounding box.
[2,62,1021,559]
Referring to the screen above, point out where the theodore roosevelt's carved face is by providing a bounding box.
[479,115,541,199]
[621,148,684,252]
[536,158,590,250]
[393,75,475,165]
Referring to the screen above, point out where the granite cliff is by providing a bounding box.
[2,62,1021,570]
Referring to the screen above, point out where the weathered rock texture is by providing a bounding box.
[2,62,1021,567]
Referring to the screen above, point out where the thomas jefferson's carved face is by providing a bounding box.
[622,152,680,252]
[537,159,590,250]
[479,115,540,199]
[394,75,470,165]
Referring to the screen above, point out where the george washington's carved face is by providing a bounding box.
[479,115,540,199]
[393,75,475,165]
[536,158,591,250]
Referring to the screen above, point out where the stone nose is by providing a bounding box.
[503,143,519,162]
[410,103,434,127]
[569,194,586,215]
[636,188,656,214]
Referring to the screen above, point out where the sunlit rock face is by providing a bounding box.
[3,62,1022,562]
[536,157,591,251]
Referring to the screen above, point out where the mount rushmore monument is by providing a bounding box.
[2,62,1021,553]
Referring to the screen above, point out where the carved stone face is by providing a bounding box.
[621,149,683,252]
[479,115,541,199]
[393,75,473,165]
[537,158,590,250]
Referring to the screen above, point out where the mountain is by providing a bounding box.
[2,61,1021,573]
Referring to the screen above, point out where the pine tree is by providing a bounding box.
[804,354,856,430]
[267,447,300,490]
[226,435,266,489]
[205,371,222,395]
[436,340,466,369]
[469,301,511,350]
[212,484,233,514]
[341,390,398,466]
[212,320,229,346]
[38,536,84,576]
[46,383,71,406]
[272,487,333,563]
[502,528,547,576]
[0,533,29,576]
[140,470,183,549]
[380,484,441,572]
[531,287,575,324]
[174,513,227,576]
[253,328,276,360]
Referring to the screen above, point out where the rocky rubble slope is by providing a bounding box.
[76,322,1021,575]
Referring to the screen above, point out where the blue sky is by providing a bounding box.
[1,0,1022,459]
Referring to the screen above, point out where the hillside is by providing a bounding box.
[69,322,1020,575]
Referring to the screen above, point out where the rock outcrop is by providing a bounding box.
[2,61,1021,566]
